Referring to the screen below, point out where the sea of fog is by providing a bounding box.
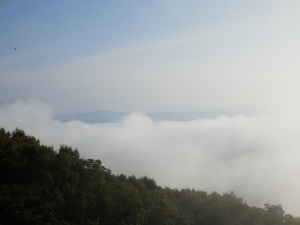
[1,99,300,216]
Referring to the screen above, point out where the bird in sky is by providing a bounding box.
[15,48,16,50]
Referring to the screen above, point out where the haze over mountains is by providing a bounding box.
[55,108,264,123]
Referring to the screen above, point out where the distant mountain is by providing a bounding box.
[55,110,127,123]
[146,108,261,121]
[55,108,264,124]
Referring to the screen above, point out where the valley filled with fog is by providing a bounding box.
[2,0,300,221]
[1,100,300,216]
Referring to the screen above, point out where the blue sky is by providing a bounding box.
[1,0,300,113]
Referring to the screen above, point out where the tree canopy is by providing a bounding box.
[0,127,299,225]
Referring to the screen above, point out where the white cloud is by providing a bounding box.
[1,100,300,216]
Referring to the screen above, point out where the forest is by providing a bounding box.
[0,127,299,225]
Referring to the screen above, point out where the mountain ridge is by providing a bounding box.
[55,108,264,123]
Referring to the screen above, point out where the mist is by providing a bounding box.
[1,99,300,216]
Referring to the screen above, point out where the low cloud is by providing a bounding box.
[1,100,300,215]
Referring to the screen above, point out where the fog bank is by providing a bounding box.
[1,100,300,216]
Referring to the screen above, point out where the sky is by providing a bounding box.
[2,0,300,216]
[1,0,300,113]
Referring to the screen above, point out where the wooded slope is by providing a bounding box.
[0,128,299,225]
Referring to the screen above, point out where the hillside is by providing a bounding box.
[0,127,299,225]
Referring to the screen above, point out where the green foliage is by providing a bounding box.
[0,127,299,225]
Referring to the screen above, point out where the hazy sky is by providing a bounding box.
[1,0,300,113]
[2,0,300,216]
